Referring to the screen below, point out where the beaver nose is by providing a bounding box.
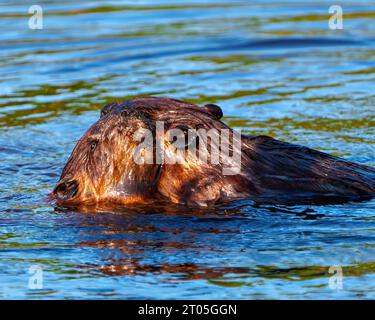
[53,179,79,200]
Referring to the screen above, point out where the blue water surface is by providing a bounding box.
[0,0,374,299]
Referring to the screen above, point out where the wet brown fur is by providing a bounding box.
[52,96,375,207]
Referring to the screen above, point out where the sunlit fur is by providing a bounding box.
[55,107,160,204]
[52,96,375,207]
[53,97,234,205]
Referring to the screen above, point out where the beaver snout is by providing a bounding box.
[53,178,79,200]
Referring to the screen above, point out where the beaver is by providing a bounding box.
[52,96,375,207]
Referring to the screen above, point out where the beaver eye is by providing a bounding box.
[172,125,198,150]
[90,141,97,151]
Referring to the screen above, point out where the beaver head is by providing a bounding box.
[52,97,238,206]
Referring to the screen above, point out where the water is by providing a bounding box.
[0,0,374,299]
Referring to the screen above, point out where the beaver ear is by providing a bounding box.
[100,102,120,118]
[202,104,223,120]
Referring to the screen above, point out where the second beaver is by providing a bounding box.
[52,96,375,207]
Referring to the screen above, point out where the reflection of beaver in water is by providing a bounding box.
[52,96,375,207]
